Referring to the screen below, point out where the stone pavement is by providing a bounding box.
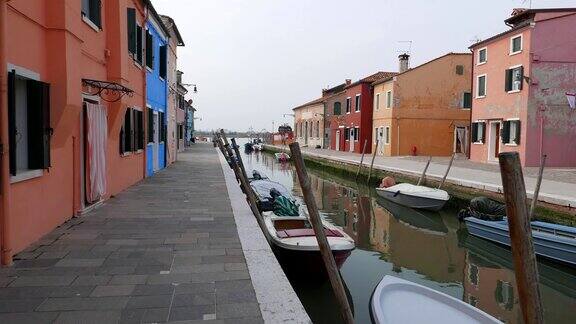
[268,145,576,208]
[0,144,265,323]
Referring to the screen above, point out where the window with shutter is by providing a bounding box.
[82,0,102,29]
[136,25,143,64]
[136,110,144,150]
[456,65,464,75]
[506,120,520,145]
[145,30,153,69]
[477,75,486,97]
[127,8,136,55]
[386,91,392,108]
[333,102,341,115]
[471,123,478,143]
[147,108,154,143]
[501,121,511,144]
[355,95,361,112]
[159,45,167,79]
[463,92,472,108]
[346,98,351,113]
[8,71,51,176]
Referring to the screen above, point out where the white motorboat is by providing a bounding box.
[253,144,263,151]
[371,276,500,324]
[262,210,355,274]
[375,183,449,211]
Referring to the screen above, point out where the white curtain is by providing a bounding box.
[567,92,575,109]
[85,103,108,203]
[456,127,468,156]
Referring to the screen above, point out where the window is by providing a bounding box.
[333,102,341,115]
[147,108,154,143]
[120,108,144,154]
[316,121,320,138]
[505,66,523,92]
[159,111,166,143]
[384,126,390,145]
[7,70,52,176]
[386,91,392,108]
[354,127,359,141]
[502,120,521,145]
[159,45,167,79]
[476,75,486,98]
[344,128,349,141]
[82,0,102,29]
[471,122,486,143]
[374,127,378,144]
[127,8,136,55]
[345,97,351,113]
[145,29,154,69]
[455,65,464,75]
[355,94,361,112]
[462,92,472,108]
[477,48,487,64]
[375,93,380,110]
[510,35,522,54]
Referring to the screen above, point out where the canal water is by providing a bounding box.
[238,142,576,324]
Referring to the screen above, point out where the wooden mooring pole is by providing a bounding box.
[498,152,543,324]
[438,153,455,189]
[289,142,354,324]
[355,140,368,181]
[417,156,432,186]
[529,154,547,219]
[366,139,379,185]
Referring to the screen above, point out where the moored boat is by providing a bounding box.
[370,276,500,324]
[464,216,576,266]
[250,178,293,212]
[275,152,290,162]
[375,183,449,211]
[262,210,355,274]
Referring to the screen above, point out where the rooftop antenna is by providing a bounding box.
[470,35,482,45]
[397,40,412,55]
[522,0,532,9]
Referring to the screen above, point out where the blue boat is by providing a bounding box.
[465,217,576,266]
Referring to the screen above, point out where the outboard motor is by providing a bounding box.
[252,170,263,180]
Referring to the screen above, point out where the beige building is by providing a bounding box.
[372,53,472,157]
[293,98,325,148]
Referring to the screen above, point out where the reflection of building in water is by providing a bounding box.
[463,253,521,323]
[370,200,465,283]
[463,249,576,324]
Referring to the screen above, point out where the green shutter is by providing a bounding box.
[26,80,50,169]
[147,108,154,143]
[90,0,102,28]
[518,66,524,90]
[515,121,521,144]
[159,45,167,79]
[145,31,153,68]
[136,26,143,63]
[505,69,512,92]
[501,121,510,144]
[127,8,136,54]
[8,70,16,175]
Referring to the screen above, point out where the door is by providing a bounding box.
[153,111,159,171]
[82,101,107,207]
[349,128,355,152]
[378,127,384,155]
[335,130,340,151]
[488,121,501,162]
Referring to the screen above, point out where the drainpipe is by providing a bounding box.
[0,0,13,266]
[468,48,474,158]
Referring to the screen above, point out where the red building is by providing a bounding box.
[330,72,396,153]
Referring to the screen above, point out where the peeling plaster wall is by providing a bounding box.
[526,13,576,167]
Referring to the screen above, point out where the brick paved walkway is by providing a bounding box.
[0,144,263,323]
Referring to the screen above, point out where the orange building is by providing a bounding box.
[0,0,171,265]
[371,53,472,157]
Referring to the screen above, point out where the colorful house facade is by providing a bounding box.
[145,11,169,176]
[332,72,395,154]
[371,53,472,157]
[161,15,184,164]
[293,97,325,148]
[0,0,173,264]
[321,83,346,149]
[469,8,576,167]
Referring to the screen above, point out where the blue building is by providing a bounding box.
[145,13,169,176]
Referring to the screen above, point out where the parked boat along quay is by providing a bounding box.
[236,140,576,324]
[263,144,576,226]
[0,144,308,324]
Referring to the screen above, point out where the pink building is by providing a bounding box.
[469,8,576,167]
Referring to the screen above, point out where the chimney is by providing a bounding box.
[398,53,410,73]
[345,79,352,86]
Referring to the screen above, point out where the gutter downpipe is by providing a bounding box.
[468,47,475,159]
[0,0,13,266]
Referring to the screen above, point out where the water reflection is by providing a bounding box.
[237,145,576,324]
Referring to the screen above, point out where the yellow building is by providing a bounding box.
[372,53,472,156]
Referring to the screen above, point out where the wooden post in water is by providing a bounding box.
[366,139,379,185]
[417,156,432,186]
[220,132,266,231]
[529,154,547,219]
[438,153,455,189]
[289,142,355,324]
[499,152,543,324]
[355,140,368,181]
[231,138,251,182]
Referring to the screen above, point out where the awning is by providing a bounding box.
[82,79,134,102]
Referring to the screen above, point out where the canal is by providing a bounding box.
[238,142,576,323]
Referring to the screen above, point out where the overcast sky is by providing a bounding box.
[154,0,576,132]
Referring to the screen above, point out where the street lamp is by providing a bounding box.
[182,83,198,93]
